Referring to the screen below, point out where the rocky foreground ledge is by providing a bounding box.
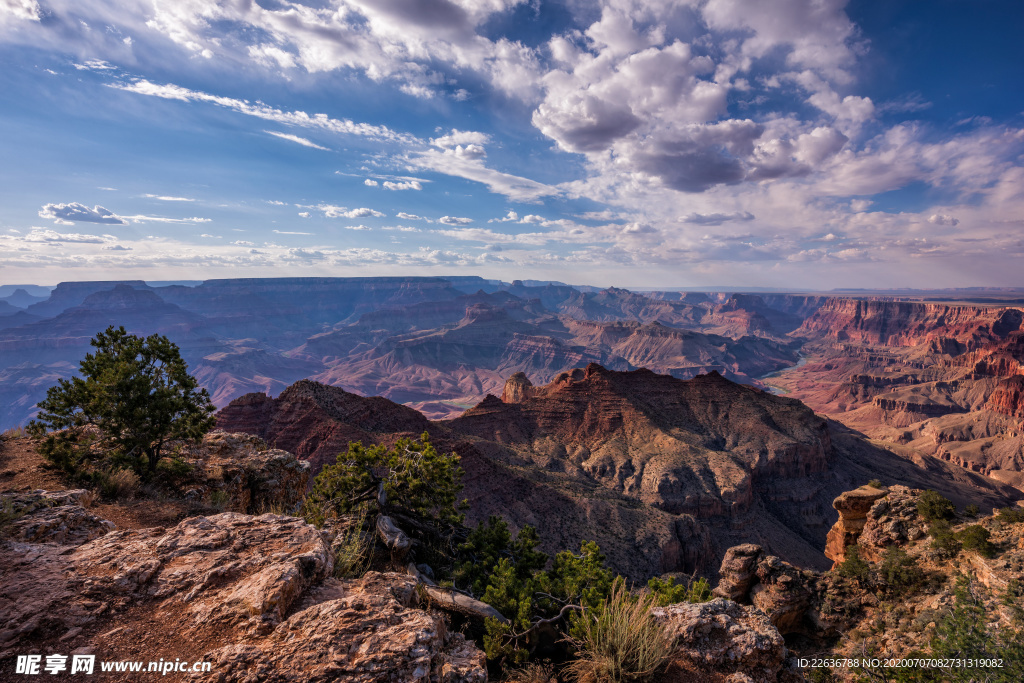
[1,488,803,682]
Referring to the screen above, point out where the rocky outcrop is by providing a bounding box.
[190,573,487,683]
[193,430,311,511]
[1,510,488,681]
[500,371,534,403]
[749,556,813,635]
[823,485,888,566]
[711,545,812,635]
[655,598,799,683]
[856,486,927,561]
[713,544,764,602]
[0,489,113,546]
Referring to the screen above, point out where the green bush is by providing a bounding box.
[929,519,961,557]
[837,545,870,583]
[29,326,215,483]
[964,504,980,517]
[997,506,1024,524]
[957,525,996,557]
[917,490,955,522]
[646,575,712,606]
[878,547,922,592]
[302,434,466,528]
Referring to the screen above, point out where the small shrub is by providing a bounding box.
[965,504,980,517]
[563,578,672,683]
[837,545,870,583]
[208,489,231,511]
[957,525,996,558]
[99,468,141,500]
[867,479,884,489]
[917,490,956,522]
[646,575,711,606]
[878,547,922,592]
[929,519,961,557]
[78,490,98,508]
[997,506,1024,524]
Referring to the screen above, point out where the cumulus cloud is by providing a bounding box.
[383,180,422,190]
[396,212,423,220]
[439,215,474,225]
[364,179,379,186]
[318,205,386,218]
[928,214,960,227]
[39,202,126,225]
[23,228,114,243]
[0,0,41,21]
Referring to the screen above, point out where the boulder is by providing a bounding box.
[713,544,764,601]
[0,490,113,546]
[0,512,332,646]
[188,572,487,682]
[654,598,796,683]
[749,556,813,635]
[193,431,311,513]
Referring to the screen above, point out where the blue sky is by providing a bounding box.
[0,0,1022,289]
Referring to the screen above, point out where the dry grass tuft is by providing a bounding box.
[505,662,558,682]
[564,578,672,683]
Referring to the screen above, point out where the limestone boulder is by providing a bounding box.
[654,598,798,683]
[192,431,311,513]
[188,572,487,683]
[0,490,114,546]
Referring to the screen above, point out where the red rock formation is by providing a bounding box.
[823,485,888,567]
[987,375,1024,418]
[798,299,1024,349]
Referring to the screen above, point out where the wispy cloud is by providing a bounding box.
[143,194,195,202]
[264,130,330,151]
[272,229,313,235]
[112,79,414,144]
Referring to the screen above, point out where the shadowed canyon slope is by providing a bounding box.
[217,367,1021,580]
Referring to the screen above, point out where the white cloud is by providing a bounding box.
[22,228,114,243]
[264,130,330,151]
[143,194,194,201]
[298,211,311,218]
[364,179,379,186]
[927,214,960,227]
[439,215,474,225]
[396,212,423,220]
[346,224,372,231]
[39,202,126,225]
[383,180,422,191]
[318,205,386,219]
[0,0,41,21]
[273,229,314,235]
[114,79,413,143]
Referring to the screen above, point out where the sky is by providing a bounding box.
[0,0,1022,290]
